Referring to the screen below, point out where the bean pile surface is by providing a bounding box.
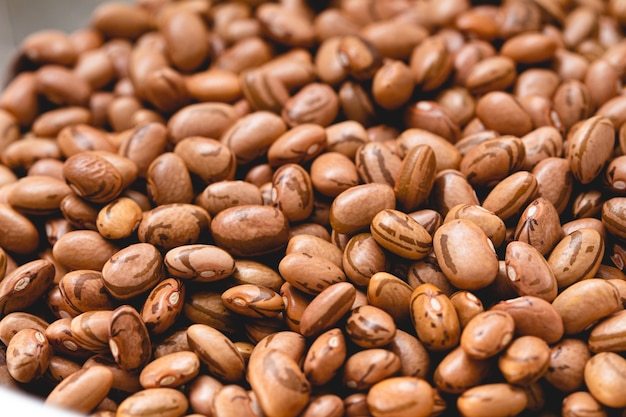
[1,0,626,416]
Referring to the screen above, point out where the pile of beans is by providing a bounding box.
[2,0,626,416]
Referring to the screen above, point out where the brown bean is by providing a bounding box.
[342,349,401,391]
[108,305,151,373]
[460,311,515,360]
[6,328,50,383]
[367,377,434,417]
[187,324,245,383]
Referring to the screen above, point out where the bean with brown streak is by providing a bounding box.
[279,252,346,296]
[58,270,113,314]
[433,219,498,290]
[101,242,163,300]
[464,56,517,94]
[35,65,91,107]
[62,152,124,204]
[514,197,563,255]
[271,163,314,222]
[449,291,484,329]
[588,309,626,353]
[186,324,245,383]
[345,305,396,349]
[505,241,558,302]
[568,116,615,185]
[532,157,573,215]
[342,349,401,391]
[96,197,142,240]
[342,233,388,287]
[410,35,451,92]
[481,171,539,221]
[282,83,339,128]
[267,124,326,167]
[222,284,284,319]
[164,244,235,283]
[140,278,185,335]
[248,348,311,417]
[303,328,346,386]
[460,136,526,188]
[146,152,193,206]
[0,259,55,316]
[0,312,48,346]
[108,305,151,373]
[370,209,432,261]
[547,228,604,289]
[138,203,211,251]
[299,282,355,337]
[5,328,50,383]
[409,284,460,352]
[544,338,591,393]
[355,141,401,187]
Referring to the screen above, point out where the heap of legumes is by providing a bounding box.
[1,0,626,416]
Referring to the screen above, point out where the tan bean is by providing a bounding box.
[45,365,113,413]
[109,305,151,373]
[303,328,346,386]
[140,278,185,335]
[117,388,188,417]
[164,244,235,283]
[456,383,527,417]
[279,252,346,295]
[138,203,211,251]
[460,311,515,360]
[342,349,401,391]
[409,283,460,352]
[433,346,492,394]
[101,242,163,300]
[370,209,432,261]
[299,282,355,337]
[547,228,604,289]
[367,377,434,417]
[330,183,396,235]
[552,279,622,335]
[248,348,311,417]
[6,328,50,383]
[584,352,626,408]
[433,219,498,290]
